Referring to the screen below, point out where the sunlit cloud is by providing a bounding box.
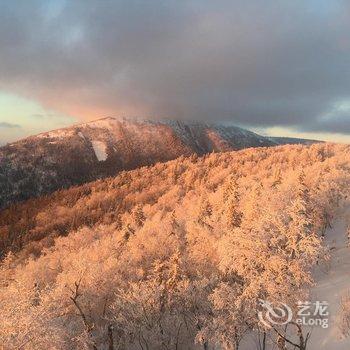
[0,0,350,142]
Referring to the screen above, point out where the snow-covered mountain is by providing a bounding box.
[0,117,317,209]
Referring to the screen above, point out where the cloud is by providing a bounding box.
[31,114,47,119]
[31,113,59,120]
[0,122,21,129]
[1,0,350,133]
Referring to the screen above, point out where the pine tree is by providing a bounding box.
[287,171,314,259]
[132,204,146,228]
[223,175,242,229]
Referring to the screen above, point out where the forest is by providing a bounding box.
[1,143,350,349]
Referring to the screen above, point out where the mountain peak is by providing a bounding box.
[0,117,318,209]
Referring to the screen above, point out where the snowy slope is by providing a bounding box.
[307,210,350,349]
[238,211,350,350]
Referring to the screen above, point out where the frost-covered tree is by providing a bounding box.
[1,143,350,349]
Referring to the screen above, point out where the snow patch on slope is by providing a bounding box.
[91,141,108,161]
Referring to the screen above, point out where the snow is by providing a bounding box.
[91,140,108,161]
[306,211,350,349]
[239,209,350,350]
[37,128,75,139]
[82,117,119,130]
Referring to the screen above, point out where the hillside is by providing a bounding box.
[0,117,317,210]
[1,143,350,349]
[0,142,335,259]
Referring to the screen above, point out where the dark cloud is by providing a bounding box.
[1,0,350,133]
[0,122,21,129]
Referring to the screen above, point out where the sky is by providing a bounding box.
[1,0,350,144]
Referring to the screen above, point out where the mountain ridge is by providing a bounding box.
[0,117,320,209]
